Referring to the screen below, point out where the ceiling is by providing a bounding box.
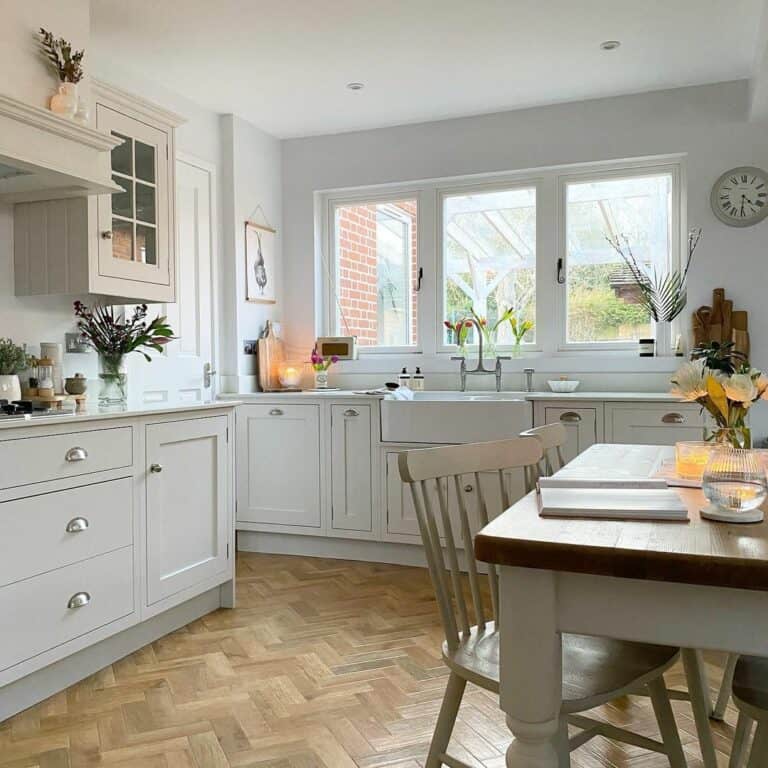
[90,0,765,139]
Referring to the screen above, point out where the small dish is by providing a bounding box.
[547,380,580,393]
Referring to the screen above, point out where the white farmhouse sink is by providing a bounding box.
[381,391,533,444]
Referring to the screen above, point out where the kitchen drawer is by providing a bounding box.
[606,402,706,445]
[0,478,133,587]
[0,546,134,673]
[0,426,133,489]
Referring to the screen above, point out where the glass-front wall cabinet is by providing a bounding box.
[96,104,173,297]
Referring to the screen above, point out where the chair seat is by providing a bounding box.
[443,624,679,713]
[733,656,768,714]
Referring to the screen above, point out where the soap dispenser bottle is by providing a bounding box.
[398,367,411,387]
[412,367,425,391]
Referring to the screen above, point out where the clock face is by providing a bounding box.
[711,166,768,227]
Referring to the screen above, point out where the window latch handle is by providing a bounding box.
[556,258,565,284]
[415,267,423,292]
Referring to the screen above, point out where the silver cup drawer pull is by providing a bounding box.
[269,408,284,416]
[67,592,91,609]
[65,446,88,463]
[343,409,359,417]
[149,463,163,474]
[662,412,685,424]
[560,412,582,423]
[65,517,89,533]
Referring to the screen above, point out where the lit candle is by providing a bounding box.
[279,365,301,388]
[675,441,714,481]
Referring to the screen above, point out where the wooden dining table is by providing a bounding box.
[475,443,768,768]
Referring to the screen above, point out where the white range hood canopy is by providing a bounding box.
[0,92,122,203]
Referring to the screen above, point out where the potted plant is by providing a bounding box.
[74,301,175,405]
[0,338,33,402]
[39,28,85,119]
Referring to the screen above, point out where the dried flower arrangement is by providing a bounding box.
[39,27,85,83]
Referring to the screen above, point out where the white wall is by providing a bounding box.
[281,80,768,438]
[219,115,283,392]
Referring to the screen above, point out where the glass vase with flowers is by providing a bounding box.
[74,301,176,405]
[670,341,767,449]
[310,348,339,389]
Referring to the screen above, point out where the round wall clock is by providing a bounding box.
[711,166,768,227]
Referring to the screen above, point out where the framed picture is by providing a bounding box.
[245,221,277,304]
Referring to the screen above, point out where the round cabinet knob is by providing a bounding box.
[65,517,89,533]
[149,463,163,474]
[67,592,91,609]
[101,230,113,240]
[463,484,474,493]
[65,446,88,462]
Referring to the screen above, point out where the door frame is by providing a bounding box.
[176,151,220,398]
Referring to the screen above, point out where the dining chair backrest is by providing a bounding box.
[520,423,568,476]
[397,437,542,652]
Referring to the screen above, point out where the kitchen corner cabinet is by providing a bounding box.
[330,404,373,532]
[145,416,230,608]
[13,80,183,303]
[236,404,322,529]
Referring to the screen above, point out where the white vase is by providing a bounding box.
[50,82,78,119]
[0,375,21,402]
[314,370,329,389]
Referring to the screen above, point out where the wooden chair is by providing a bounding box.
[520,423,568,476]
[398,437,688,768]
[727,656,768,767]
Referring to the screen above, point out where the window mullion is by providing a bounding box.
[536,175,559,354]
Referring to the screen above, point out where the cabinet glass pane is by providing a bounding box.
[111,133,132,176]
[135,141,155,183]
[135,182,156,224]
[111,175,133,218]
[112,219,134,261]
[137,224,157,265]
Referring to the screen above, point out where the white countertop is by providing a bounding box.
[0,400,239,431]
[221,390,684,403]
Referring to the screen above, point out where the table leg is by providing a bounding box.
[499,567,563,768]
[682,648,718,768]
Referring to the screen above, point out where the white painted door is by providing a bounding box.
[133,155,216,405]
[145,416,229,605]
[236,404,321,528]
[331,405,372,532]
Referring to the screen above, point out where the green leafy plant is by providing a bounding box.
[39,28,84,84]
[0,338,33,375]
[73,301,175,363]
[691,340,748,376]
[605,228,701,322]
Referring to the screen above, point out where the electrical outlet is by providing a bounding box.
[243,340,258,355]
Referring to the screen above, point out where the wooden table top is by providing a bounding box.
[475,444,768,591]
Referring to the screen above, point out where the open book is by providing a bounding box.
[536,476,689,521]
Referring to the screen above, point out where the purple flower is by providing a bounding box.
[331,355,339,364]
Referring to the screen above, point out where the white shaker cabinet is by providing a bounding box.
[330,405,373,533]
[538,405,600,464]
[236,404,322,529]
[13,80,182,303]
[605,402,706,445]
[145,416,230,607]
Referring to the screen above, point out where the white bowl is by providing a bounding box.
[547,380,580,393]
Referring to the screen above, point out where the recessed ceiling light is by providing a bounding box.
[346,82,365,91]
[600,40,621,51]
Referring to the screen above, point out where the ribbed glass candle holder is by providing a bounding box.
[701,447,767,523]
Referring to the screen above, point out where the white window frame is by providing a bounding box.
[555,160,684,355]
[316,154,686,358]
[321,189,424,355]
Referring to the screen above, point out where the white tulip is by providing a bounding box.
[724,373,757,404]
[670,360,708,401]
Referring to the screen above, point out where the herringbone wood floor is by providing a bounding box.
[0,553,740,767]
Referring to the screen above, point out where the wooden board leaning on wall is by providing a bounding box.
[692,287,749,358]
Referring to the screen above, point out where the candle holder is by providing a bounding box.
[277,361,303,390]
[701,447,768,523]
[675,441,715,481]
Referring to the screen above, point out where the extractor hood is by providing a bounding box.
[0,92,122,203]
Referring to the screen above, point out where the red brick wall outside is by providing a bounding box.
[336,201,417,346]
